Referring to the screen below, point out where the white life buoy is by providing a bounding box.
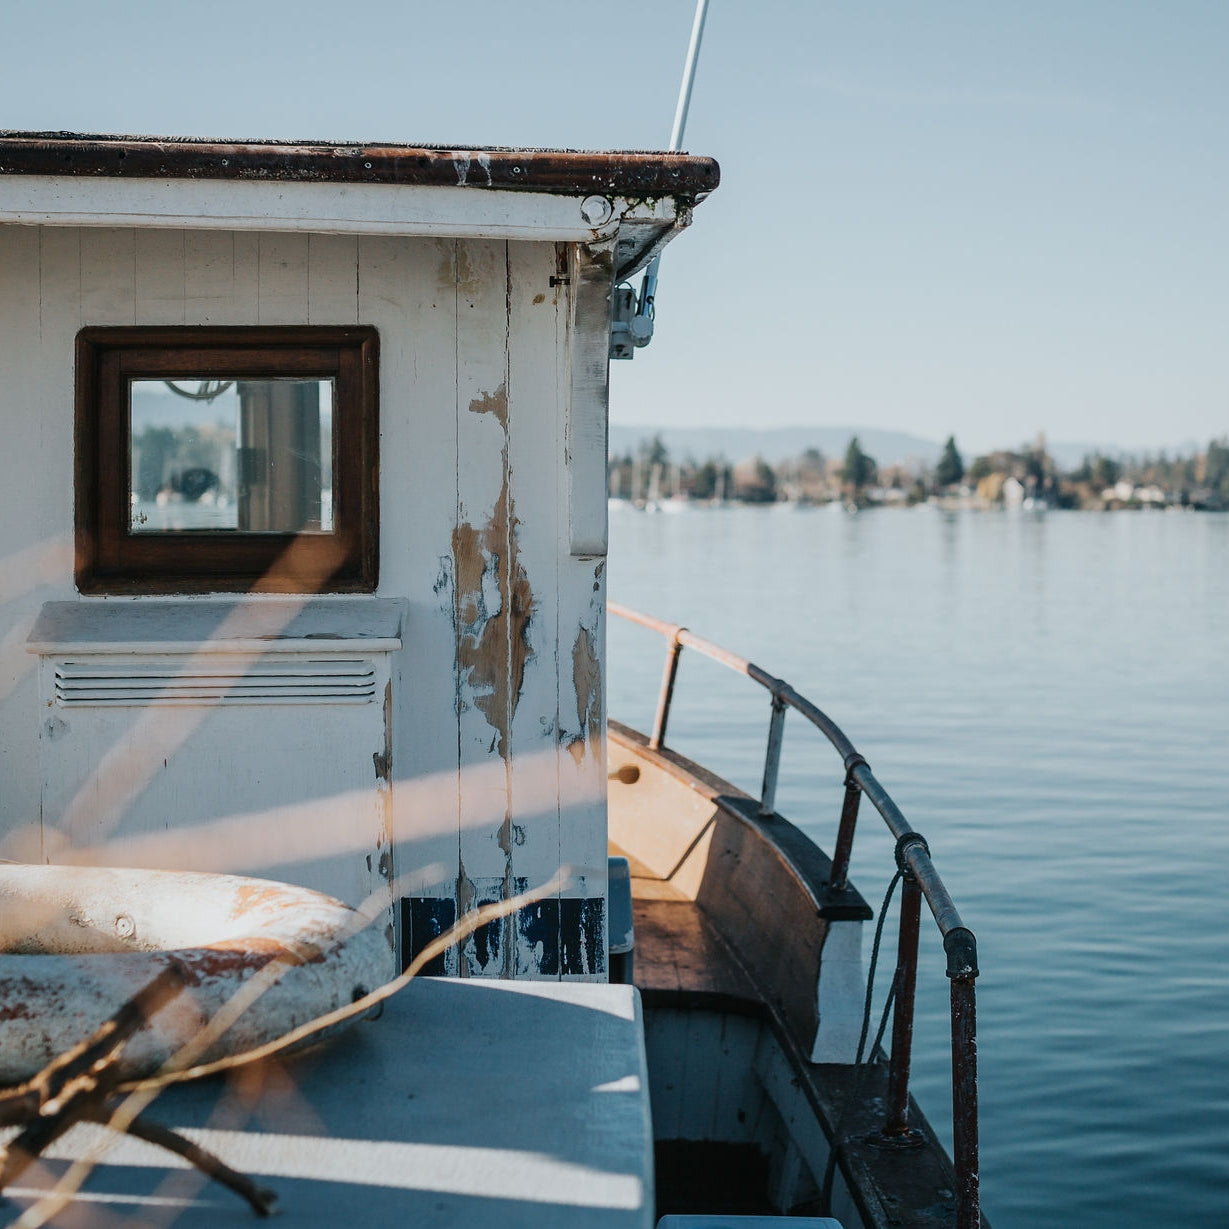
[0,865,393,1085]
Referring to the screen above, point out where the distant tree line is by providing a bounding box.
[610,432,1229,511]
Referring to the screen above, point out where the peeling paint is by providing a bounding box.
[497,819,514,855]
[451,379,542,977]
[455,859,477,979]
[467,385,509,430]
[456,859,477,918]
[568,624,602,765]
[406,889,606,980]
[451,389,535,764]
[441,241,484,296]
[452,152,493,187]
[373,680,393,782]
[451,510,535,759]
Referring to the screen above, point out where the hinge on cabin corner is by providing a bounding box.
[549,276,571,287]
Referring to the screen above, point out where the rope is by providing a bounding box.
[819,868,903,1213]
[856,869,901,1064]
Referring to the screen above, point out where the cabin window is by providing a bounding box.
[75,327,378,593]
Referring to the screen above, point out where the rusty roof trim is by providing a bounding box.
[0,132,719,200]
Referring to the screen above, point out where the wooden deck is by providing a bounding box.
[612,858,762,1007]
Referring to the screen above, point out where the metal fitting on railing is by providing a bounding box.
[943,927,979,981]
[894,830,930,880]
[843,750,869,778]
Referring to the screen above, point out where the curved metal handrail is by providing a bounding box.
[609,601,981,1229]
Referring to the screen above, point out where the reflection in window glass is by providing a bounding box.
[129,379,334,533]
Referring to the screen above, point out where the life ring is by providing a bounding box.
[0,865,393,1085]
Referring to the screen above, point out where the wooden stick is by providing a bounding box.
[88,1108,278,1217]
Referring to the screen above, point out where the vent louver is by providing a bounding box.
[54,658,379,706]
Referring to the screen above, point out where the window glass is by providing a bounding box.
[129,378,334,533]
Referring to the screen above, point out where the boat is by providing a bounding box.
[0,128,981,1227]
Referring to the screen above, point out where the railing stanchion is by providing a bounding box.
[759,694,787,816]
[951,975,980,1229]
[650,631,684,751]
[829,758,864,892]
[884,873,921,1138]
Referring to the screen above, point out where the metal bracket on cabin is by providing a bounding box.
[609,284,655,359]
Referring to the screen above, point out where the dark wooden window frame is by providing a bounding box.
[76,326,379,594]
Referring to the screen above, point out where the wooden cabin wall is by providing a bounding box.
[0,224,608,980]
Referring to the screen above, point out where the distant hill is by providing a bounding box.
[608,425,944,468]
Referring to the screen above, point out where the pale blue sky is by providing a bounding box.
[3,1,1225,454]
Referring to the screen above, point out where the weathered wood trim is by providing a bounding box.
[555,238,609,974]
[566,243,613,557]
[0,177,688,241]
[0,134,719,198]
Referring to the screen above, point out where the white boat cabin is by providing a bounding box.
[0,132,718,981]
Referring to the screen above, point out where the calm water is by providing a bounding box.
[607,503,1229,1229]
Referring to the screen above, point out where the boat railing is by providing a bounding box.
[609,602,980,1229]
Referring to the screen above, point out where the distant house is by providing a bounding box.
[731,455,777,503]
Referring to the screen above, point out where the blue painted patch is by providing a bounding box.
[401,891,606,977]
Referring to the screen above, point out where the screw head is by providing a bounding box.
[580,195,614,226]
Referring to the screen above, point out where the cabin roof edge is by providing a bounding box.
[0,132,719,201]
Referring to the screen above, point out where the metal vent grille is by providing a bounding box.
[53,658,379,706]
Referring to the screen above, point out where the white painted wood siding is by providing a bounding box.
[0,225,608,979]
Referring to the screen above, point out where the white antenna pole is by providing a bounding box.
[635,0,710,325]
[669,0,710,151]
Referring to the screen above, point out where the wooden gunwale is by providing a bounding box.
[608,720,988,1228]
